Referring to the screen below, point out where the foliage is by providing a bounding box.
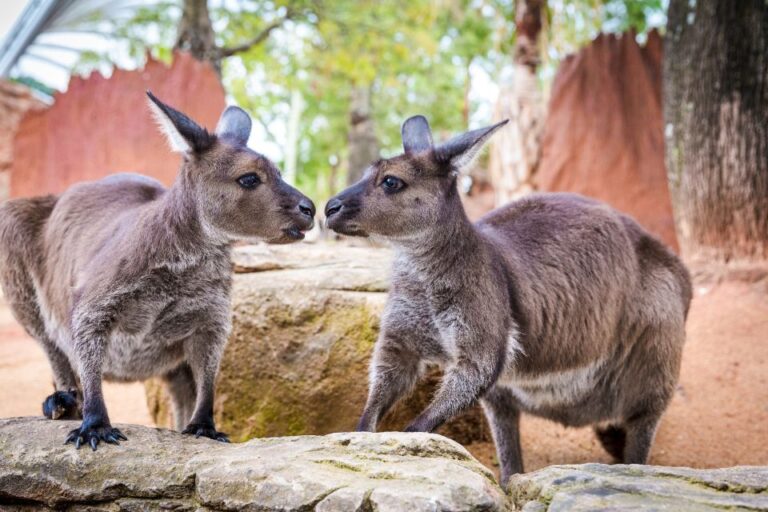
[61,0,666,199]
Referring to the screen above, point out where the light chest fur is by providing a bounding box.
[498,356,606,411]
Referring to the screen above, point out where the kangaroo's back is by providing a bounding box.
[477,193,639,369]
[0,194,59,339]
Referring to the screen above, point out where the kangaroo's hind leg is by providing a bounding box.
[616,316,684,464]
[10,279,82,420]
[40,342,82,420]
[163,363,197,430]
[0,196,81,420]
[481,385,524,486]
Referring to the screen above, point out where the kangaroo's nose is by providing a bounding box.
[325,198,343,218]
[298,199,315,218]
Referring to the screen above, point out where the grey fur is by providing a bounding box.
[325,115,691,486]
[0,92,315,450]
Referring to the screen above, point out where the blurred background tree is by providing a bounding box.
[664,0,767,263]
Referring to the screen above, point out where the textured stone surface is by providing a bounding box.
[0,417,506,511]
[2,418,766,511]
[509,463,768,511]
[11,52,224,198]
[147,243,491,445]
[536,31,678,251]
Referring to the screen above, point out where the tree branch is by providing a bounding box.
[218,15,290,58]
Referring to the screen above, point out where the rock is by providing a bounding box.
[0,80,46,202]
[4,418,764,511]
[11,52,225,199]
[509,463,768,511]
[535,31,679,251]
[0,417,506,511]
[146,243,491,445]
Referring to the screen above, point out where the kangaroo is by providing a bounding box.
[325,115,691,485]
[0,92,315,450]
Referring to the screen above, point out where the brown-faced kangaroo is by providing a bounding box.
[325,115,691,485]
[0,92,315,450]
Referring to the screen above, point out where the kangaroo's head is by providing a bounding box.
[147,91,315,244]
[325,115,506,241]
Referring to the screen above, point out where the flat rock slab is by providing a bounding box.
[0,417,506,511]
[509,463,768,511]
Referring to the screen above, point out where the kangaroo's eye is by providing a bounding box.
[237,173,261,189]
[381,176,405,193]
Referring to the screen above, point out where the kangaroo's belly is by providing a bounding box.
[101,299,209,382]
[102,331,186,381]
[497,358,611,425]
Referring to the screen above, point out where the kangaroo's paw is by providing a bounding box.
[182,423,229,442]
[42,390,82,420]
[65,422,127,451]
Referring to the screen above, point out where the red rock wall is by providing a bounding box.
[0,80,47,201]
[11,53,225,198]
[535,31,678,250]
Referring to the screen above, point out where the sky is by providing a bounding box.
[0,0,28,42]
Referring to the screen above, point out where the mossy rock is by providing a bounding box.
[146,243,490,445]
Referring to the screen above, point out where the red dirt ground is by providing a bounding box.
[1,275,766,473]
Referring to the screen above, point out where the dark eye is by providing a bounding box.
[381,175,405,193]
[237,173,261,189]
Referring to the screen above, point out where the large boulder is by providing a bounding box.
[11,52,225,199]
[535,31,678,251]
[0,80,46,202]
[0,417,506,511]
[509,464,768,511]
[146,243,491,445]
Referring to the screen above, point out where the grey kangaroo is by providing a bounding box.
[325,115,691,484]
[0,92,315,450]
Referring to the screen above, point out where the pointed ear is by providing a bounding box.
[436,120,509,172]
[216,106,252,146]
[146,90,215,153]
[401,115,433,154]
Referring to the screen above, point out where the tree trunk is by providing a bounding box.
[664,0,768,263]
[346,84,379,185]
[488,0,546,206]
[175,0,219,73]
[284,89,304,186]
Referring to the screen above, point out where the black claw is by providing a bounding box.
[65,429,79,445]
[182,423,229,442]
[63,424,128,451]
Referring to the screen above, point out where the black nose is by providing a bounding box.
[298,199,315,218]
[325,198,343,218]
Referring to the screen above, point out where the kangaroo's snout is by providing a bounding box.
[299,198,316,219]
[324,198,342,218]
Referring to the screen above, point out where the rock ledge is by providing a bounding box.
[0,417,505,511]
[509,463,768,511]
[2,418,765,511]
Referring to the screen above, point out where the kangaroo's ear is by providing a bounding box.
[401,115,433,155]
[216,106,252,146]
[435,120,508,173]
[146,90,215,153]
